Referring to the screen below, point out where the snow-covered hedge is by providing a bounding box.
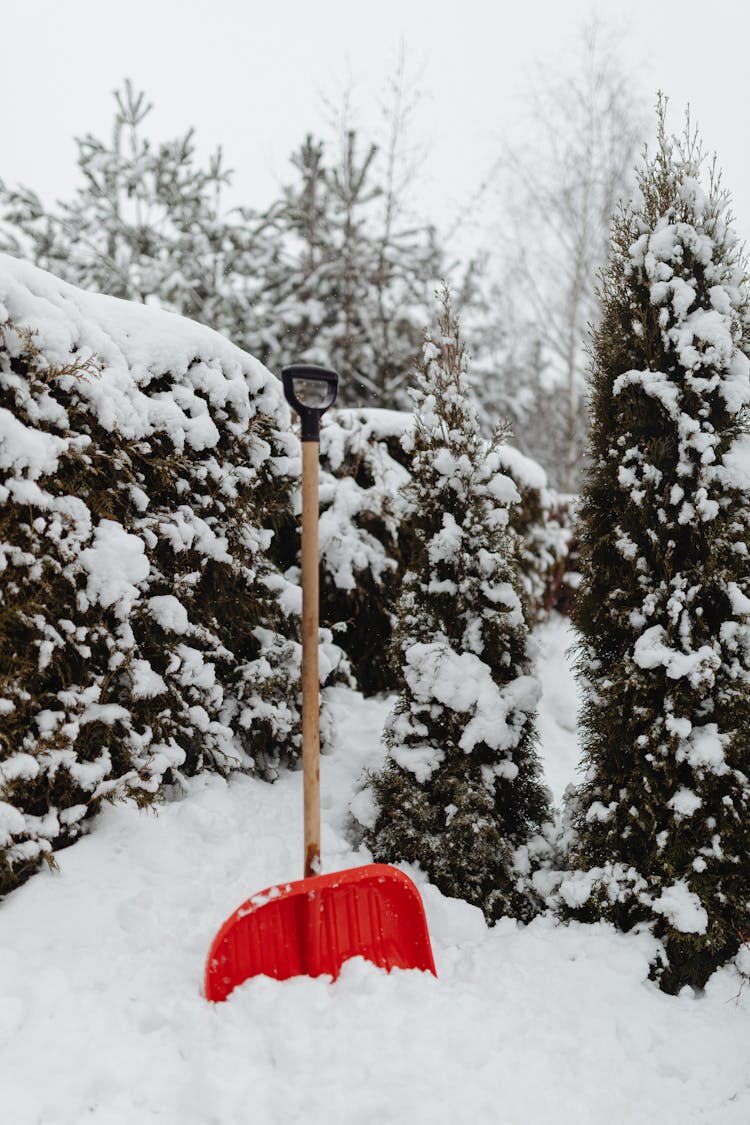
[319,409,411,694]
[318,407,570,695]
[0,255,346,895]
[493,446,573,621]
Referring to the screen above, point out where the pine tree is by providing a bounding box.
[363,287,549,921]
[0,81,270,345]
[1,82,446,406]
[256,127,442,408]
[318,406,411,696]
[566,98,750,991]
[249,136,332,371]
[0,251,353,897]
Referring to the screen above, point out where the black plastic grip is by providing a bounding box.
[282,364,339,441]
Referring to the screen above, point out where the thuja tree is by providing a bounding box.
[363,288,549,922]
[566,99,750,991]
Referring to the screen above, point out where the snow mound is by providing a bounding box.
[1,681,748,1125]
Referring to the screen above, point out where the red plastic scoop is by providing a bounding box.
[205,864,435,1000]
[204,366,435,1000]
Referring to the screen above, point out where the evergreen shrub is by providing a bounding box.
[362,289,550,921]
[0,255,345,895]
[565,101,750,991]
[318,406,568,695]
[318,408,412,695]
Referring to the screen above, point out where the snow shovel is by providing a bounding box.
[204,364,435,1001]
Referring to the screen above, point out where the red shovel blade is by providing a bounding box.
[205,863,436,1001]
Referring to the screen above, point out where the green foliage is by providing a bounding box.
[567,98,750,991]
[363,287,549,921]
[317,406,572,699]
[494,448,573,623]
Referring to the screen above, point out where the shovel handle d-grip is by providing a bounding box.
[282,364,338,442]
[282,365,339,878]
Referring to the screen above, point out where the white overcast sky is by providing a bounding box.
[3,0,750,250]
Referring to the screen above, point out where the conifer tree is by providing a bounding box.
[363,287,549,921]
[255,126,442,408]
[0,81,270,345]
[566,99,750,991]
[1,82,446,407]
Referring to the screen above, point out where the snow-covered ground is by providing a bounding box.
[2,616,749,1124]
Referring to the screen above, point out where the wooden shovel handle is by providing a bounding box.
[301,441,321,878]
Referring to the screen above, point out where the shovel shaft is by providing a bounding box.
[301,441,321,878]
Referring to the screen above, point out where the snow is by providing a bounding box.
[719,350,750,414]
[427,511,464,566]
[401,641,540,756]
[672,308,735,374]
[325,407,412,453]
[129,660,168,699]
[613,368,680,419]
[0,403,76,476]
[318,408,410,595]
[652,880,709,935]
[667,787,702,818]
[389,739,446,784]
[632,624,721,687]
[495,443,549,493]
[714,432,750,490]
[676,724,728,773]
[3,617,748,1123]
[0,253,285,457]
[147,593,191,635]
[533,617,581,806]
[79,519,150,615]
[318,475,398,591]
